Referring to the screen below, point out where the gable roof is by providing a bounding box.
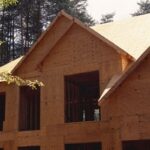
[0,57,23,74]
[0,56,23,82]
[92,14,150,60]
[12,10,132,73]
[99,46,150,105]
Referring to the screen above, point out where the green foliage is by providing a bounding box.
[0,0,44,89]
[100,12,115,24]
[0,72,44,89]
[132,0,150,16]
[0,0,17,7]
[0,0,95,65]
[43,0,95,26]
[49,0,95,26]
[0,0,17,55]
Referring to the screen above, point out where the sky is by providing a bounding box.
[87,0,139,22]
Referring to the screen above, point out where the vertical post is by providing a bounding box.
[113,129,122,150]
[3,141,15,150]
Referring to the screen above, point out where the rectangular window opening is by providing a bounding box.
[18,146,40,150]
[65,71,100,123]
[122,140,150,150]
[65,142,102,150]
[19,86,40,131]
[0,93,6,131]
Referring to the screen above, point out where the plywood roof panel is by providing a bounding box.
[92,14,150,60]
[0,57,23,74]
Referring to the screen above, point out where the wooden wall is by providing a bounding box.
[0,18,129,150]
[101,53,150,149]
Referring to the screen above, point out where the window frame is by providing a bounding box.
[18,86,41,131]
[64,71,100,123]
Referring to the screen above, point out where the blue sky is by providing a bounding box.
[87,0,139,22]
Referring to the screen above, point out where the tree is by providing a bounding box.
[132,0,150,16]
[0,0,43,88]
[0,72,44,89]
[0,0,95,66]
[100,12,115,24]
[0,0,43,65]
[44,0,95,26]
[0,0,17,7]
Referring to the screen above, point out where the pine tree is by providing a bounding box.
[132,0,150,16]
[100,13,115,24]
[0,0,95,66]
[42,0,95,26]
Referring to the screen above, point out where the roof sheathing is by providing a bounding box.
[92,14,150,60]
[0,57,23,74]
[12,10,133,74]
[99,46,150,105]
[0,56,23,82]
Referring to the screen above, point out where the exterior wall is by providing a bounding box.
[15,15,73,75]
[101,53,150,149]
[41,23,122,124]
[40,23,122,149]
[0,22,125,150]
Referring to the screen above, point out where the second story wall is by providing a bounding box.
[40,23,123,126]
[1,19,127,132]
[101,53,150,140]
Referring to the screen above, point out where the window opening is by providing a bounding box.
[18,146,40,150]
[65,71,100,122]
[0,93,6,131]
[65,142,101,150]
[19,86,40,131]
[122,140,150,150]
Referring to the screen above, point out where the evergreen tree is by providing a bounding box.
[0,3,18,64]
[42,0,95,26]
[100,12,115,24]
[0,0,95,66]
[132,0,150,16]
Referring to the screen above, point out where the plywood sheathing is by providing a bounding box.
[92,13,150,60]
[99,46,150,104]
[12,10,133,75]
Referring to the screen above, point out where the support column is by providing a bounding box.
[3,141,15,150]
[102,132,113,150]
[113,129,122,150]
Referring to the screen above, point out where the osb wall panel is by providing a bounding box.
[101,53,150,141]
[0,83,7,92]
[0,22,125,149]
[42,24,122,76]
[0,83,18,132]
[15,16,73,75]
[4,85,19,132]
[47,122,103,141]
[41,24,122,126]
[46,122,112,150]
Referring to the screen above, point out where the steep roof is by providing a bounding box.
[0,57,23,74]
[92,14,150,60]
[99,47,150,105]
[1,12,150,102]
[0,56,23,82]
[12,10,132,73]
